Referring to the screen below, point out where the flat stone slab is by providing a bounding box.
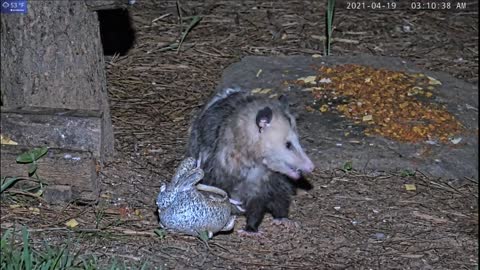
[1,145,98,203]
[1,107,104,158]
[217,55,478,181]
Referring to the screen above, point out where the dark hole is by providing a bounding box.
[97,9,136,56]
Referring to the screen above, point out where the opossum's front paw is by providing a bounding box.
[237,229,265,237]
[272,218,300,229]
[229,198,246,214]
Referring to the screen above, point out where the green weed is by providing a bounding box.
[1,227,153,270]
[325,0,336,56]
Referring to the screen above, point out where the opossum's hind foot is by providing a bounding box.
[272,218,300,230]
[237,229,265,238]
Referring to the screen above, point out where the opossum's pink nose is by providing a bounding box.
[303,158,315,173]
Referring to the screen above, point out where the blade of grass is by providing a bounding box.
[49,248,65,270]
[1,177,19,193]
[140,261,150,270]
[325,0,336,56]
[176,15,202,53]
[22,226,32,270]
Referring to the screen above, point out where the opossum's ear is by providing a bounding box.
[256,107,273,132]
[278,94,289,110]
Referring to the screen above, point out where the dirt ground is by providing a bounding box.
[1,1,478,269]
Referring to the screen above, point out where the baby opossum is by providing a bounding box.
[186,88,314,232]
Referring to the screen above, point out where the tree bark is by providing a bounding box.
[0,0,114,160]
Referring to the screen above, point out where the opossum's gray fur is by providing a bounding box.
[186,88,300,232]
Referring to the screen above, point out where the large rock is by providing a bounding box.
[217,55,478,181]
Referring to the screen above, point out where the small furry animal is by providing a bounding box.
[156,157,236,238]
[186,88,314,232]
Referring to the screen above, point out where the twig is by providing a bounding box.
[117,229,156,236]
[4,189,45,201]
[464,176,478,184]
[152,13,171,23]
[101,252,142,261]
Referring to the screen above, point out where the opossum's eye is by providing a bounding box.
[286,141,293,150]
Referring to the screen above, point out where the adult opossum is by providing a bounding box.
[186,88,314,232]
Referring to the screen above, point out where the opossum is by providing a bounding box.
[186,88,314,232]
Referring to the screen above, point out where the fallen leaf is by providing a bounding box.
[172,116,184,122]
[251,88,262,94]
[65,219,79,228]
[408,86,423,96]
[450,137,462,144]
[320,104,329,112]
[251,88,271,94]
[303,87,323,92]
[362,115,373,122]
[259,88,272,94]
[297,75,317,85]
[427,76,442,85]
[404,184,416,191]
[29,207,40,215]
[0,134,18,145]
[319,78,332,83]
[100,193,112,199]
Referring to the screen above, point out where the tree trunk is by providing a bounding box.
[0,0,115,160]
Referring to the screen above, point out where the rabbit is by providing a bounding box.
[156,157,236,238]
